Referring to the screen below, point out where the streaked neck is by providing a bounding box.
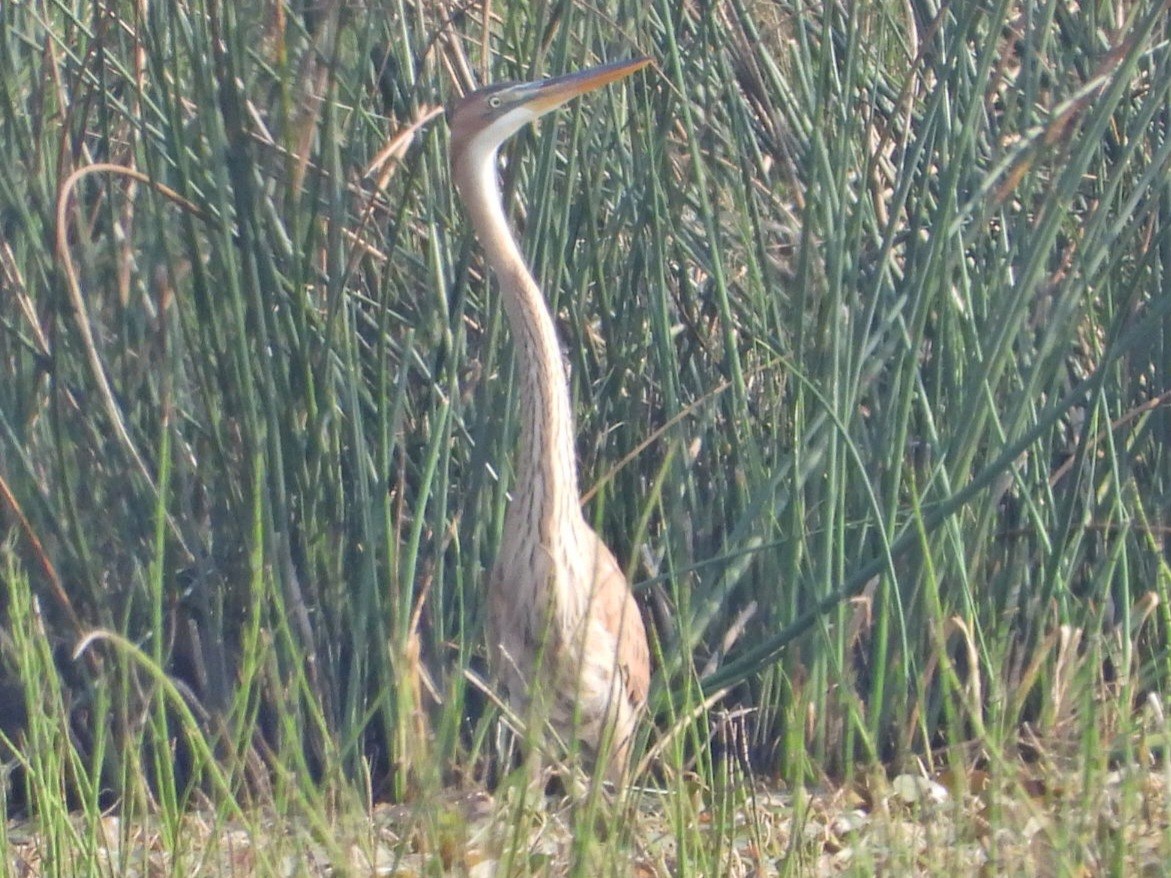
[456,148,582,537]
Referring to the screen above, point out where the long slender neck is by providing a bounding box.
[456,147,582,537]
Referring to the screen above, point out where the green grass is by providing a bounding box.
[2,0,1170,874]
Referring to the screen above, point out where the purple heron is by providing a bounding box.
[448,58,652,780]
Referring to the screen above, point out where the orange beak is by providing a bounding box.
[520,57,652,115]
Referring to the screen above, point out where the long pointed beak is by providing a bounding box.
[520,57,652,114]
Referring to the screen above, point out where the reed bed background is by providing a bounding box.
[1,0,1169,873]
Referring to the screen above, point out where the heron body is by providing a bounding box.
[447,58,652,779]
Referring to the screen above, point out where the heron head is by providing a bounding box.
[448,57,651,175]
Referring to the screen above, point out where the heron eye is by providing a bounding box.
[488,95,501,109]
